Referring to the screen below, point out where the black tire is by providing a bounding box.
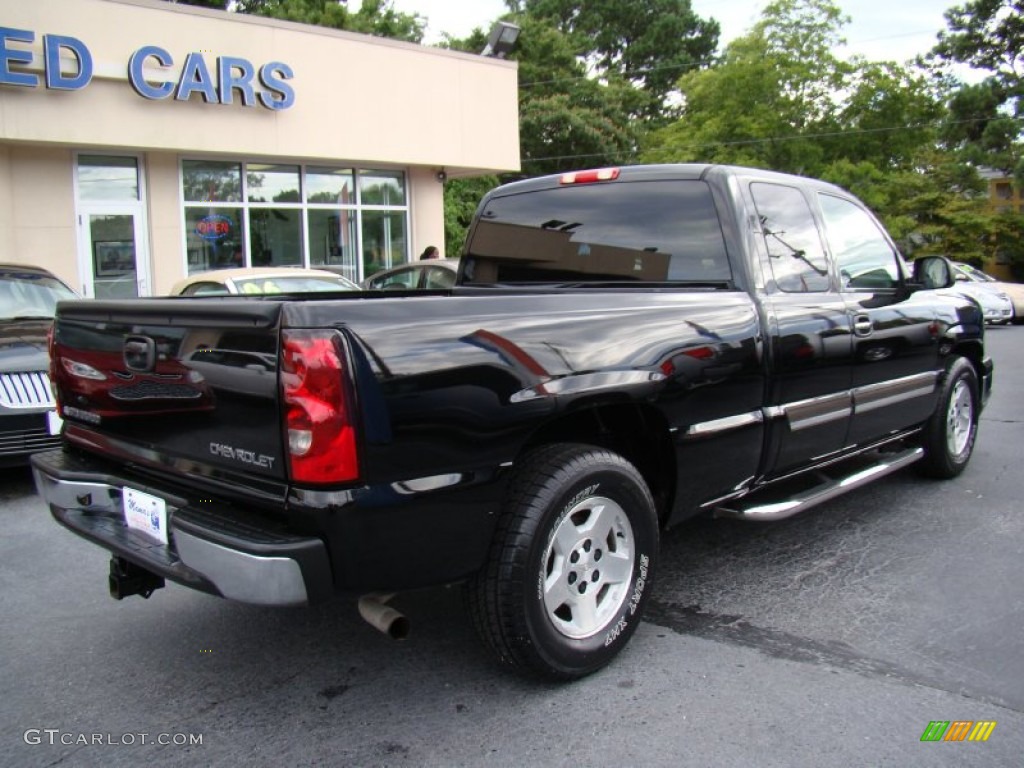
[916,356,979,479]
[469,443,658,681]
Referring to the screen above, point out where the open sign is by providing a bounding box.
[195,215,232,241]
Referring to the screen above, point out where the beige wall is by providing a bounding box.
[0,0,519,175]
[146,151,185,295]
[1,145,78,289]
[408,166,447,260]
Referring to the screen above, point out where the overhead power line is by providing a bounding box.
[519,114,1024,167]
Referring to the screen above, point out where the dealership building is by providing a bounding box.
[0,0,519,296]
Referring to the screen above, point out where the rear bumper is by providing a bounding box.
[30,449,332,606]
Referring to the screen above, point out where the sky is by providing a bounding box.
[379,0,955,66]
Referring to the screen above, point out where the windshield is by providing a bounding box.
[463,179,731,285]
[958,264,996,282]
[233,275,358,294]
[0,270,77,320]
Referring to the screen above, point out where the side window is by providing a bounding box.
[751,183,830,292]
[371,267,417,290]
[818,194,901,290]
[424,267,456,289]
[184,282,228,296]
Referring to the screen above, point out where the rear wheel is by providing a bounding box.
[469,443,658,680]
[916,356,979,479]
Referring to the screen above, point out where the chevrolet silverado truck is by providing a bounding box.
[32,164,992,680]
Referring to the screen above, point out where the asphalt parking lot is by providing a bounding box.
[2,327,1022,767]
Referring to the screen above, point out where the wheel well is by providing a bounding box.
[521,403,676,526]
[951,340,985,382]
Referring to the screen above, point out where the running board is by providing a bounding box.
[714,446,924,522]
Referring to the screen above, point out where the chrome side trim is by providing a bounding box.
[685,410,763,438]
[776,391,852,432]
[853,371,939,414]
[175,531,309,607]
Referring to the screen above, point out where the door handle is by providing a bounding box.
[853,315,873,337]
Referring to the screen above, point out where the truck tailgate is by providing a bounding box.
[52,299,287,483]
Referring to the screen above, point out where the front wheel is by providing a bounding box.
[469,443,659,680]
[916,356,979,479]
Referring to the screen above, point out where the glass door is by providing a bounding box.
[75,154,151,298]
[79,212,149,298]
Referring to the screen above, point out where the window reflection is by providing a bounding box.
[359,170,406,206]
[249,209,301,267]
[185,207,243,272]
[78,155,139,201]
[182,160,242,203]
[306,167,355,203]
[309,209,358,282]
[465,180,730,284]
[362,210,406,276]
[246,164,300,203]
[818,194,901,290]
[181,161,406,279]
[751,182,830,293]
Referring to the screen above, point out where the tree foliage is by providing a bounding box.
[510,0,719,123]
[642,0,1002,259]
[930,0,1023,183]
[168,0,425,41]
[643,0,857,173]
[443,175,499,256]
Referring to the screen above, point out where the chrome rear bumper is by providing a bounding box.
[31,449,331,607]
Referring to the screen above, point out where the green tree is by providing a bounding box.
[168,0,425,41]
[511,0,718,123]
[443,175,499,256]
[642,0,1008,261]
[928,0,1024,273]
[642,0,854,174]
[930,0,1023,183]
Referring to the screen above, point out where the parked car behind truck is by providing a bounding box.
[32,165,991,680]
[953,261,1024,322]
[0,264,77,465]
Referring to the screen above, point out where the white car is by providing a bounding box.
[954,262,1024,322]
[171,267,359,296]
[947,264,1013,325]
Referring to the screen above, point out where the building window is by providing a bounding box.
[78,155,140,201]
[994,181,1013,200]
[181,160,408,280]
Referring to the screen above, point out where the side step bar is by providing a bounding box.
[714,446,923,522]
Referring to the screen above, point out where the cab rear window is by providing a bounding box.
[462,180,731,285]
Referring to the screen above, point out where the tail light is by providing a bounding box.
[280,330,359,485]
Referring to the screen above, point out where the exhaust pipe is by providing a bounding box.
[357,593,410,640]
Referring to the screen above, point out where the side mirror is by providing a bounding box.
[911,256,955,291]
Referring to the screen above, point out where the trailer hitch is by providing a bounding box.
[108,557,165,600]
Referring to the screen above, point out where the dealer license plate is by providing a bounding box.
[123,487,168,545]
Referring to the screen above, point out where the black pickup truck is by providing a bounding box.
[32,164,992,680]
